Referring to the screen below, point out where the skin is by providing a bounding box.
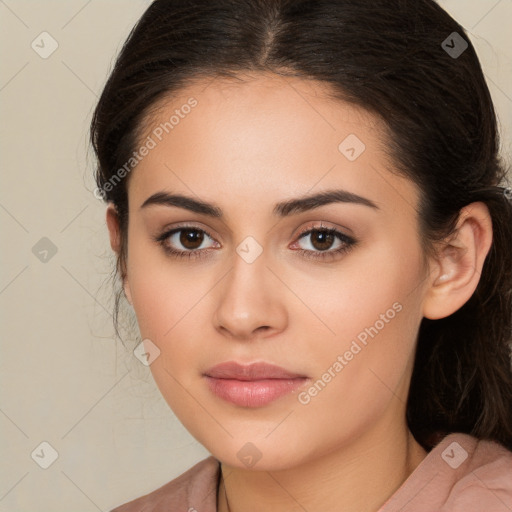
[106,72,493,512]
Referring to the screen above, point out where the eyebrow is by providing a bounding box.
[140,189,379,217]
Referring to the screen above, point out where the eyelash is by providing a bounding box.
[153,223,357,262]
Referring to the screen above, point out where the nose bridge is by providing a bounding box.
[221,217,272,292]
[213,235,287,338]
[223,237,271,314]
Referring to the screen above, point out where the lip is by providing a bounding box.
[204,361,306,380]
[203,361,309,407]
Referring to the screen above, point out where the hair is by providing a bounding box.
[90,0,512,451]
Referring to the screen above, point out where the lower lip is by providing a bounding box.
[204,376,308,407]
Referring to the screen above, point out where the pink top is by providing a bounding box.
[111,433,512,511]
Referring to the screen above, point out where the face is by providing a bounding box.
[116,72,433,470]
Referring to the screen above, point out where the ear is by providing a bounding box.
[422,202,493,320]
[105,203,132,305]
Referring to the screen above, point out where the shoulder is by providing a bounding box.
[379,433,512,512]
[110,456,221,512]
[443,433,512,511]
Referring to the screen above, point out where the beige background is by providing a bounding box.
[0,1,511,510]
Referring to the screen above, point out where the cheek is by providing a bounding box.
[294,234,423,338]
[125,238,213,390]
[127,260,205,414]
[292,236,425,394]
[126,231,197,337]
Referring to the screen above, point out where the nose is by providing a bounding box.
[212,246,288,341]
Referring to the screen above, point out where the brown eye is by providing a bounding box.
[292,225,357,262]
[296,227,348,253]
[154,225,218,260]
[179,228,206,250]
[308,229,336,251]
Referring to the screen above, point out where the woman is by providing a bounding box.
[90,0,512,510]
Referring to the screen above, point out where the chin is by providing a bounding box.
[201,434,313,472]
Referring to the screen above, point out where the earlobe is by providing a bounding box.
[422,202,493,320]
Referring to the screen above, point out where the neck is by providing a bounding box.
[217,421,427,512]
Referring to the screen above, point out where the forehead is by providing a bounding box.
[139,72,379,146]
[127,72,419,221]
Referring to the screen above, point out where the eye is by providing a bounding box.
[154,225,218,260]
[291,223,357,261]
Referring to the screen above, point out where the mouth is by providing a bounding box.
[203,361,309,408]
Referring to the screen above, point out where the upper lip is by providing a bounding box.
[204,361,307,380]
